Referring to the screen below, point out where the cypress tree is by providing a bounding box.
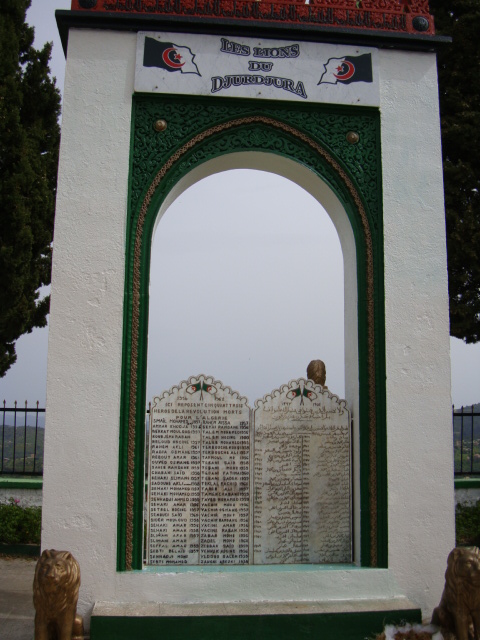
[430,0,480,342]
[0,0,61,375]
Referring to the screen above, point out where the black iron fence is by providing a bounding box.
[454,404,480,476]
[0,401,45,476]
[1,401,478,477]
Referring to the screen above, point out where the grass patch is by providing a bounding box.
[0,499,41,545]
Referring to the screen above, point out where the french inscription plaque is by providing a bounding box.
[147,376,251,565]
[147,375,351,565]
[253,380,351,564]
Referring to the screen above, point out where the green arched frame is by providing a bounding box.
[117,94,386,571]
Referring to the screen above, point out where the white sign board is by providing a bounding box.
[135,32,379,106]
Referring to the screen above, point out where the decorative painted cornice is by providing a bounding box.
[70,0,435,36]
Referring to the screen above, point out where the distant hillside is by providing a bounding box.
[454,403,480,413]
[0,425,44,474]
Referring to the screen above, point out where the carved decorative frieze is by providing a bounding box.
[70,0,435,36]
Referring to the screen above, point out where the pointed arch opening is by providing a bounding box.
[118,109,386,573]
[145,152,361,564]
[147,167,345,404]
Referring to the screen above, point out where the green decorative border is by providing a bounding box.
[0,543,40,557]
[455,478,480,490]
[0,477,43,490]
[118,94,386,571]
[90,607,421,640]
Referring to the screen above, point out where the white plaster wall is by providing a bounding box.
[379,48,455,615]
[43,27,453,626]
[0,488,42,508]
[42,26,135,615]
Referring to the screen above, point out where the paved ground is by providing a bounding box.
[0,557,36,640]
[0,557,435,640]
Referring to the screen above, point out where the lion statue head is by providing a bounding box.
[446,547,480,599]
[431,546,480,640]
[33,549,83,640]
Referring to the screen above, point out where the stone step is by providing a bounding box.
[91,597,421,640]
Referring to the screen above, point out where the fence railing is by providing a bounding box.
[1,402,478,477]
[454,405,480,476]
[0,401,45,476]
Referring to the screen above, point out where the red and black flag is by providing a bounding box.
[186,381,217,399]
[143,37,201,76]
[286,386,317,402]
[318,53,372,85]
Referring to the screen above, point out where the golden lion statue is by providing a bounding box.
[431,546,480,640]
[33,549,84,640]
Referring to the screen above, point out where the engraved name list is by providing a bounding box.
[147,375,351,566]
[148,376,251,565]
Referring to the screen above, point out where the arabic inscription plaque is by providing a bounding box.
[253,379,351,564]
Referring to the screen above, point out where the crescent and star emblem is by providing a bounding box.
[162,47,184,69]
[334,60,355,80]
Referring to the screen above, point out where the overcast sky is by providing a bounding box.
[0,0,478,409]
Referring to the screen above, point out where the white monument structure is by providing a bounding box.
[42,1,453,637]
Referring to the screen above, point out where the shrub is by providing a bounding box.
[0,498,41,545]
[456,500,480,547]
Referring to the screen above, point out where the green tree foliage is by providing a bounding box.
[0,0,60,376]
[430,0,480,343]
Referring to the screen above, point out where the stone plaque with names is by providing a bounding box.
[147,376,251,565]
[253,379,351,564]
[147,375,351,566]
